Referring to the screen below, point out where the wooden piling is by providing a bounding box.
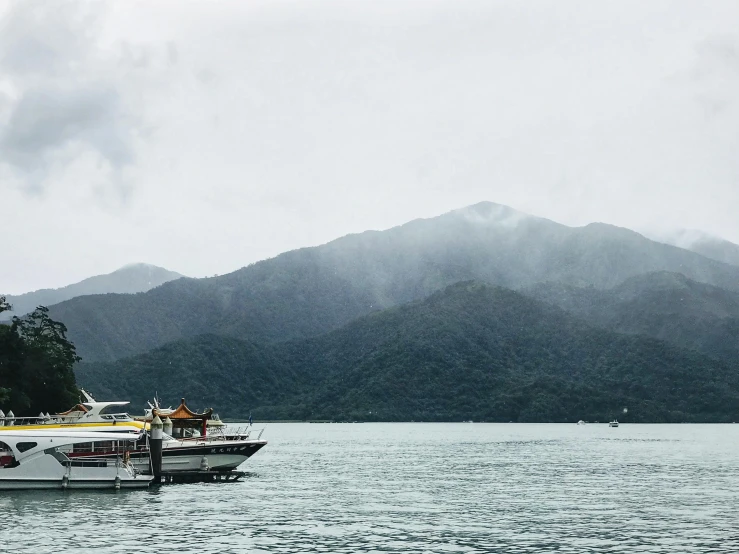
[150,415,163,479]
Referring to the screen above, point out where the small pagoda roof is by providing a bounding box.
[154,398,213,421]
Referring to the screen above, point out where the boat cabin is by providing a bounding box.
[0,430,152,490]
[0,398,135,427]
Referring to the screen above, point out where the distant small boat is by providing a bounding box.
[609,420,619,427]
[577,420,585,425]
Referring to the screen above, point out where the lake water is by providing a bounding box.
[2,423,739,553]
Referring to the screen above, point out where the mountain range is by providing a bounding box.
[1,264,183,321]
[76,282,739,422]
[9,201,739,421]
[50,202,739,364]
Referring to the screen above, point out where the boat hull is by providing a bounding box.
[71,439,268,473]
[147,440,267,473]
[0,478,151,490]
[0,454,152,490]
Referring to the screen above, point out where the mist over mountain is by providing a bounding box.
[525,272,739,363]
[682,237,739,268]
[1,264,183,321]
[647,229,739,268]
[50,202,739,362]
[76,282,739,423]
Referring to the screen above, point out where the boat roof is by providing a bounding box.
[56,400,130,416]
[0,421,145,432]
[0,429,141,439]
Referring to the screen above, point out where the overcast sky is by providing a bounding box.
[2,0,738,294]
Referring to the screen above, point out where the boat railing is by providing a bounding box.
[222,425,266,441]
[0,414,86,426]
[60,455,140,475]
[167,425,266,444]
[66,456,118,468]
[204,425,265,440]
[0,412,135,426]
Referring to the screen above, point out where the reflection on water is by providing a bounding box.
[2,423,739,553]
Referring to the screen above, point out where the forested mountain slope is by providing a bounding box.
[525,272,739,362]
[53,203,739,362]
[76,282,739,423]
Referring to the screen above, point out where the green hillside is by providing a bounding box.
[526,272,739,363]
[76,283,739,423]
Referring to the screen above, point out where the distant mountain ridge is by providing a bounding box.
[76,282,739,422]
[1,264,183,321]
[647,229,739,268]
[50,202,739,362]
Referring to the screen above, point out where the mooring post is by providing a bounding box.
[163,417,173,436]
[151,415,163,480]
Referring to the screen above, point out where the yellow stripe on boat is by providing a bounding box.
[0,421,146,431]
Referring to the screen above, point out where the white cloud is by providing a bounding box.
[0,3,132,195]
[1,0,739,293]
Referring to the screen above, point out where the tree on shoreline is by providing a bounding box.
[0,297,80,415]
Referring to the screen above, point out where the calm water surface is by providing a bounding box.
[2,423,739,553]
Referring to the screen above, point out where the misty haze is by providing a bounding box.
[2,1,739,552]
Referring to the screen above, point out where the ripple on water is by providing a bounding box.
[2,423,739,553]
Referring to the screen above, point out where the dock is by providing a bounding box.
[154,469,247,484]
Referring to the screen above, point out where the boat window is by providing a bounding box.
[0,441,15,468]
[99,405,128,415]
[82,404,94,411]
[16,442,37,453]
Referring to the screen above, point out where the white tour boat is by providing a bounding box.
[1,392,267,474]
[131,397,267,473]
[0,430,152,490]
